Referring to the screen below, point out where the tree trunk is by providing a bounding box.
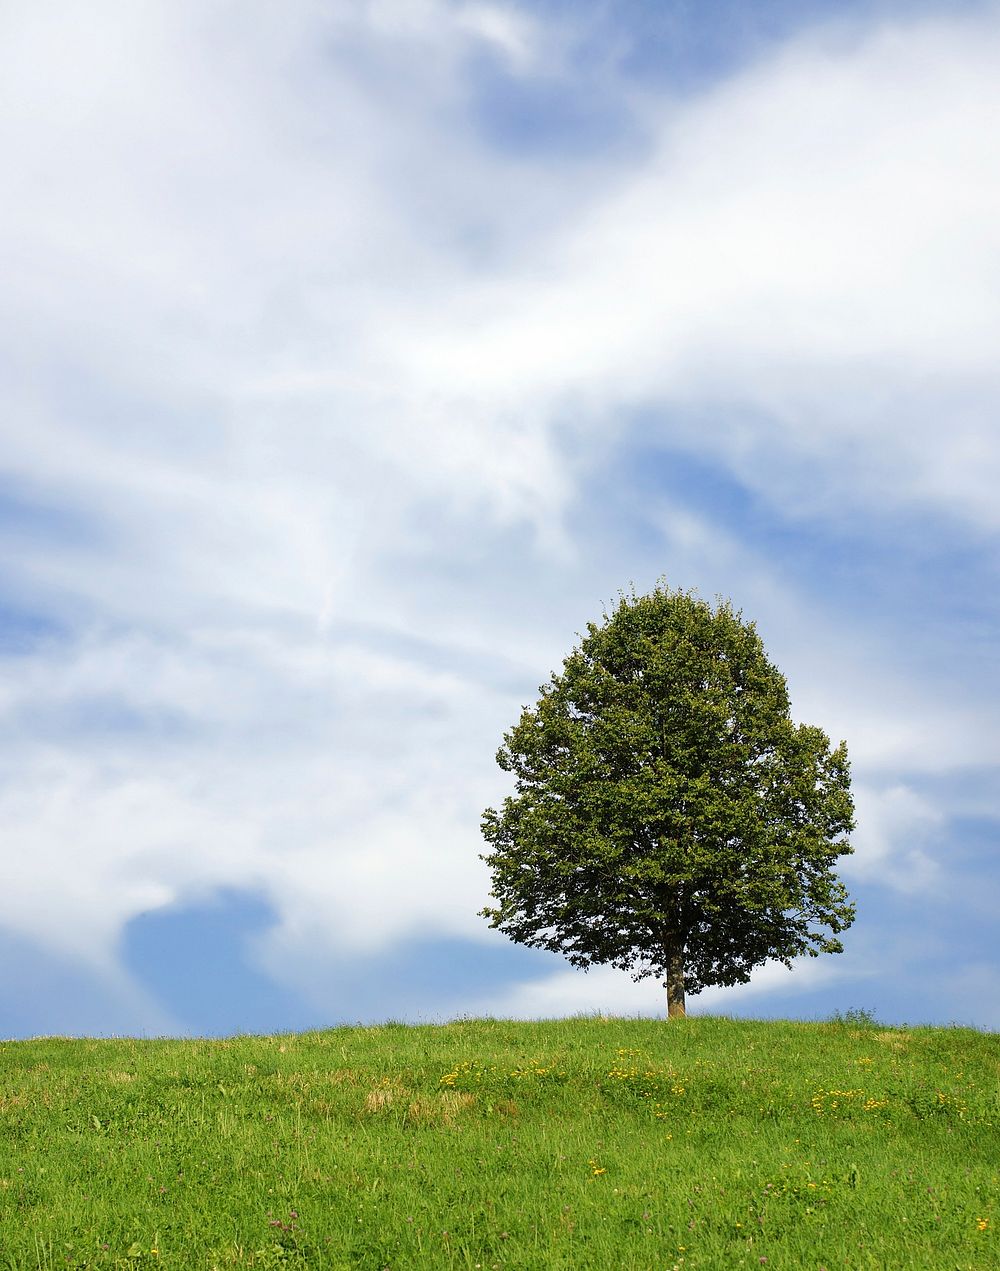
[663,935,686,1019]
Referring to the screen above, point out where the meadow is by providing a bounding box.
[0,1013,996,1270]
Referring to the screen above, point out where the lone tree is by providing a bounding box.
[480,583,855,1018]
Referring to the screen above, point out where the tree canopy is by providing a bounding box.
[480,584,855,1017]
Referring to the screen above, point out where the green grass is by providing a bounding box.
[0,1015,997,1269]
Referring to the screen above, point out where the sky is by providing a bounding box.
[2,0,999,1038]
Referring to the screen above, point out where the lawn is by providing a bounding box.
[0,1014,996,1269]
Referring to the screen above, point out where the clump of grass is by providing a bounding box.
[0,1015,997,1268]
[828,1006,881,1028]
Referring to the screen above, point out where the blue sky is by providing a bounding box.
[2,0,999,1038]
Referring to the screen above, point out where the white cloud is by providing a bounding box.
[0,753,260,967]
[0,631,514,970]
[0,0,999,1019]
[454,3,539,69]
[391,11,1000,528]
[845,783,944,891]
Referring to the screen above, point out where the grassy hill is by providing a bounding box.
[0,1014,997,1269]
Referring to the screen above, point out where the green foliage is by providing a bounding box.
[0,1017,997,1269]
[481,583,856,994]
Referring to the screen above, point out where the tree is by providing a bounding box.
[480,583,855,1018]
